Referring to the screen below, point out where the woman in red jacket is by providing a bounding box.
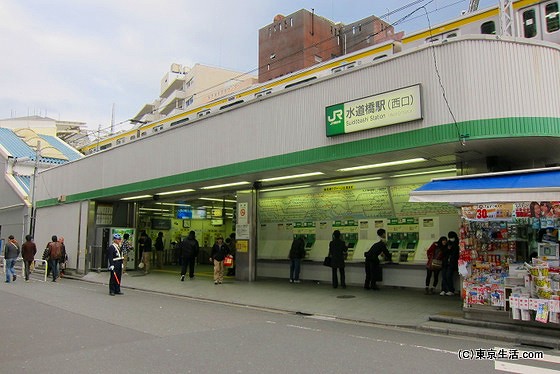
[425,236,447,294]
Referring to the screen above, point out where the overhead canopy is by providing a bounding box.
[409,167,560,204]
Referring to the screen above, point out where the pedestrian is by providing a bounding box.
[288,235,306,283]
[441,231,459,296]
[108,233,124,296]
[425,236,446,295]
[226,233,236,276]
[328,230,347,289]
[21,235,37,282]
[180,231,200,281]
[138,231,152,274]
[46,235,63,282]
[210,236,229,285]
[58,236,67,277]
[155,231,164,269]
[121,233,132,275]
[364,228,392,290]
[4,235,20,283]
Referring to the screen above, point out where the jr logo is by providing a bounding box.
[328,109,343,125]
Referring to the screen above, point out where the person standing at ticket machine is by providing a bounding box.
[364,229,392,290]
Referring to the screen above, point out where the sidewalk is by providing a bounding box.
[68,266,559,350]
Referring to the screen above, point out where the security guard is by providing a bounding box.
[108,233,124,296]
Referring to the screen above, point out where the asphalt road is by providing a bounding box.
[1,279,558,374]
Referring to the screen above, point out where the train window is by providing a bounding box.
[546,2,560,33]
[255,90,272,98]
[523,9,538,38]
[285,76,317,89]
[141,132,147,137]
[116,138,125,145]
[100,143,112,150]
[130,136,136,140]
[481,21,496,34]
[171,118,189,126]
[373,54,387,61]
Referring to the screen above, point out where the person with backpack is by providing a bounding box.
[46,235,63,282]
[4,235,20,283]
[180,231,199,281]
[425,236,447,295]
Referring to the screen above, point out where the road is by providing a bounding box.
[1,279,558,373]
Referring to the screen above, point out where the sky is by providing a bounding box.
[0,0,496,133]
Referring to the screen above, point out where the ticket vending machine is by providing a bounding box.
[399,232,419,262]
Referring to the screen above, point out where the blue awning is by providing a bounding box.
[409,167,560,204]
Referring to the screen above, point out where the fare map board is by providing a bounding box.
[259,184,458,223]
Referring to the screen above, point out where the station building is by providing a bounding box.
[28,34,560,293]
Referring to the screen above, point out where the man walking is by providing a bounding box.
[21,235,37,282]
[46,235,63,282]
[4,235,20,283]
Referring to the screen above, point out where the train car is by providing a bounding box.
[79,40,401,155]
[80,0,559,155]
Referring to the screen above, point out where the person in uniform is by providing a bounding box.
[108,233,124,296]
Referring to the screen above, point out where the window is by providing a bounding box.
[546,2,560,33]
[290,17,293,27]
[523,9,538,38]
[481,21,496,34]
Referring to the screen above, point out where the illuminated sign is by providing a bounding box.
[326,84,422,136]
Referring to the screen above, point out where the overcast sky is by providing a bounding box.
[0,0,495,132]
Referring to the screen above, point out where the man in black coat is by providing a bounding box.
[364,228,392,290]
[328,230,348,289]
[180,231,200,281]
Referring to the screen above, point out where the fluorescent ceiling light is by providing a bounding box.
[337,158,427,172]
[199,197,237,203]
[260,184,311,192]
[391,168,457,178]
[259,172,323,182]
[201,181,251,190]
[121,195,152,201]
[157,188,195,196]
[317,177,382,186]
[155,202,192,207]
[139,208,171,212]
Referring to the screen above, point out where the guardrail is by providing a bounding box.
[2,256,49,282]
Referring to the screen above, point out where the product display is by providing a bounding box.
[459,202,560,326]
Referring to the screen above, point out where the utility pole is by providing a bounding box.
[29,141,41,237]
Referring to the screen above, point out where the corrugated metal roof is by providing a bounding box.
[39,134,82,162]
[0,128,82,164]
[0,128,35,158]
[14,175,31,193]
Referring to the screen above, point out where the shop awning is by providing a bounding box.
[409,167,560,204]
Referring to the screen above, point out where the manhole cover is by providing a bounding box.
[336,295,356,299]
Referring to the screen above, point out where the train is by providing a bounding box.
[80,0,559,155]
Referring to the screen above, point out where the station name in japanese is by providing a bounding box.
[326,84,422,137]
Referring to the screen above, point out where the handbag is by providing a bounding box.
[323,256,332,267]
[431,259,442,270]
[224,254,234,267]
